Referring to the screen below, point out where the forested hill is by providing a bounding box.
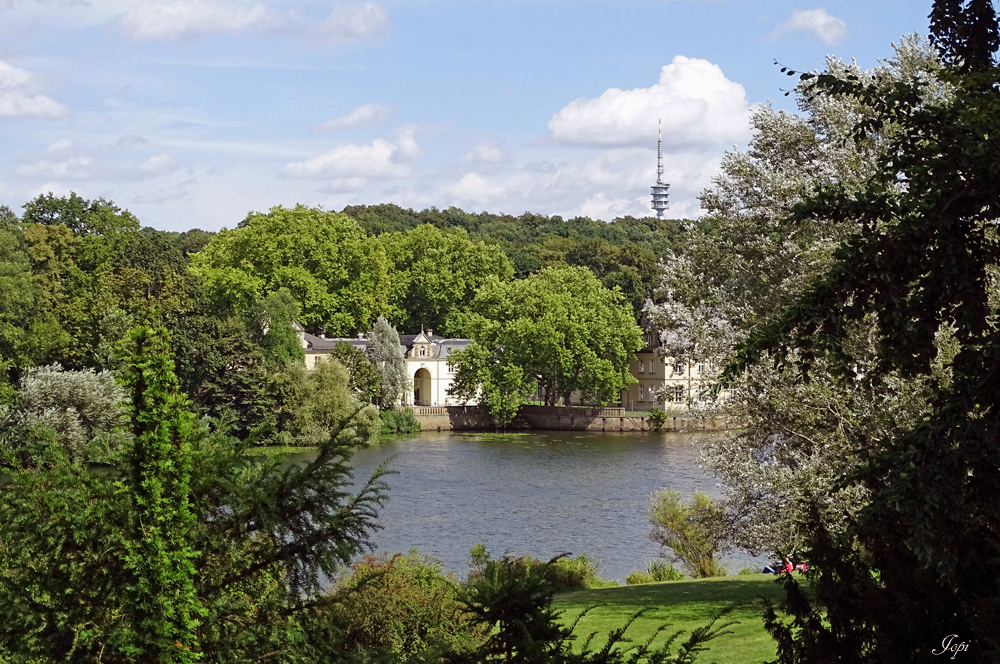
[151,203,705,318]
[340,204,703,316]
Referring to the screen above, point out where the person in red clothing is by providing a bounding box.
[784,557,795,574]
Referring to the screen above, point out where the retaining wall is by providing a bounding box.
[411,405,736,432]
[518,405,733,432]
[410,406,494,431]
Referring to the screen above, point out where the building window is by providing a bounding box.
[674,361,683,375]
[419,347,425,357]
[674,385,684,403]
[698,362,705,375]
[730,386,738,400]
[638,385,645,401]
[639,360,645,373]
[648,359,653,374]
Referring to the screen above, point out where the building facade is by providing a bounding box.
[621,310,722,411]
[296,324,472,406]
[298,321,718,410]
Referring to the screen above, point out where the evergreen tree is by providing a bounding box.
[367,315,407,408]
[118,327,202,659]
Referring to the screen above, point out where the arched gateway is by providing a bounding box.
[413,368,432,406]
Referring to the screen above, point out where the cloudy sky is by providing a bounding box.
[1,0,932,231]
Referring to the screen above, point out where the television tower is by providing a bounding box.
[650,119,670,218]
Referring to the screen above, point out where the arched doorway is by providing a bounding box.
[413,368,432,406]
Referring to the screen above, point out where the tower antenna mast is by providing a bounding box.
[657,119,664,183]
[650,119,670,218]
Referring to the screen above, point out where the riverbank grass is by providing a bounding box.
[245,445,318,458]
[554,574,793,664]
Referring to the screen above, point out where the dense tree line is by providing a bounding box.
[342,203,703,317]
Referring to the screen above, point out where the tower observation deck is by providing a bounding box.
[650,119,670,218]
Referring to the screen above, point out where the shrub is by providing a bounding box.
[335,550,480,659]
[626,560,685,585]
[648,408,668,431]
[648,488,728,578]
[737,567,758,575]
[0,364,128,464]
[545,553,616,590]
[380,407,421,435]
[647,559,685,581]
[626,571,654,585]
[467,545,612,592]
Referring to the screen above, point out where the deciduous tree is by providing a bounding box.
[328,340,382,404]
[379,223,514,336]
[190,205,392,336]
[449,266,642,426]
[647,36,947,558]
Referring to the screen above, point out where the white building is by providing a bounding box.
[297,320,719,410]
[622,313,723,410]
[296,324,472,406]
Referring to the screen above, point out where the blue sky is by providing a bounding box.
[1,0,933,231]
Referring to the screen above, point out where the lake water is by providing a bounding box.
[333,430,761,582]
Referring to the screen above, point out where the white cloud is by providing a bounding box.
[547,56,750,149]
[13,141,179,180]
[131,177,196,204]
[416,145,722,222]
[116,1,389,43]
[310,3,389,43]
[282,136,412,179]
[117,1,276,42]
[138,153,178,175]
[318,102,394,131]
[285,126,419,179]
[0,60,69,119]
[768,9,847,45]
[464,140,510,164]
[392,126,420,161]
[436,172,509,206]
[575,193,634,220]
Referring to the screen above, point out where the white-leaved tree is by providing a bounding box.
[0,363,128,464]
[646,35,949,556]
[367,315,407,409]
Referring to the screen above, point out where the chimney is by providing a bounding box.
[427,328,434,337]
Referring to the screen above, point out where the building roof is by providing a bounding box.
[297,323,472,359]
[301,331,367,352]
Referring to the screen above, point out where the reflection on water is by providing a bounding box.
[324,430,760,582]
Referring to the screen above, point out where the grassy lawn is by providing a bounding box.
[554,574,795,664]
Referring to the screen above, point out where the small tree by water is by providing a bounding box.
[648,489,728,578]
